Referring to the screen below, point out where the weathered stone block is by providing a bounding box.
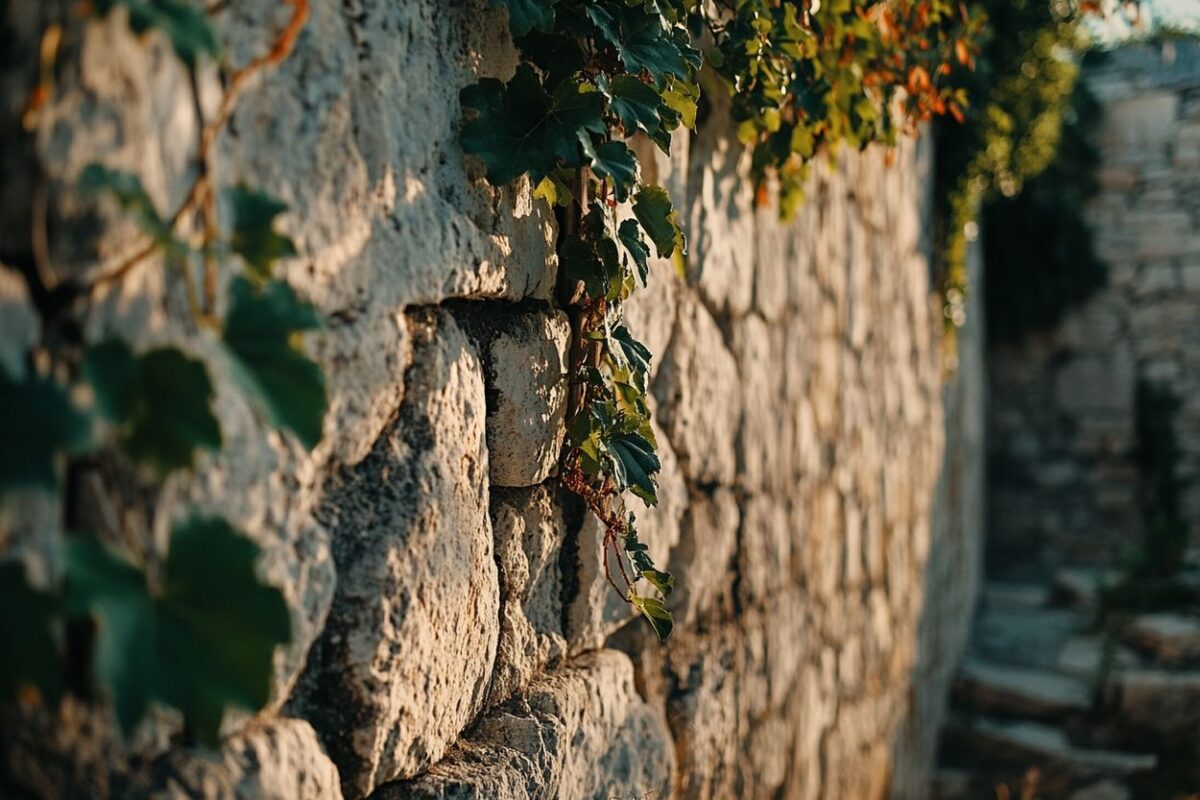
[294,309,499,798]
[479,311,571,488]
[488,485,568,705]
[654,293,742,486]
[390,651,674,800]
[131,718,343,800]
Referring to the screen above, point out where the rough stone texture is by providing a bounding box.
[988,40,1200,571]
[129,718,343,800]
[488,485,568,706]
[479,310,571,488]
[384,651,674,800]
[292,309,499,798]
[0,2,966,798]
[1122,613,1200,665]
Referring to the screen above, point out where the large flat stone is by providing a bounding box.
[1109,669,1200,736]
[294,309,499,798]
[954,661,1091,721]
[1122,613,1200,666]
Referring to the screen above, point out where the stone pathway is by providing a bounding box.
[933,570,1200,799]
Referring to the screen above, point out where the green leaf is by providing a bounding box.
[223,278,326,450]
[660,77,700,130]
[632,185,686,259]
[577,134,638,202]
[80,164,172,243]
[225,187,298,283]
[585,2,700,89]
[461,65,606,186]
[607,430,660,506]
[602,74,664,137]
[617,219,651,285]
[66,518,290,743]
[93,0,219,68]
[0,561,62,704]
[83,340,222,474]
[610,324,652,386]
[489,0,556,36]
[641,568,675,598]
[0,369,91,491]
[629,593,673,641]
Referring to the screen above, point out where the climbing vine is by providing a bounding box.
[0,1,321,743]
[464,0,984,639]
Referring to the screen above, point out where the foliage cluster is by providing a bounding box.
[470,0,984,638]
[933,0,1098,336]
[0,1,320,745]
[981,78,1108,344]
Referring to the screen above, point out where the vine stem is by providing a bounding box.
[85,0,309,295]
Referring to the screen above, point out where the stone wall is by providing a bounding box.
[0,3,961,798]
[890,231,986,799]
[988,40,1200,574]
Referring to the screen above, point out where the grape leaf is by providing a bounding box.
[226,187,298,283]
[660,77,699,130]
[629,593,673,641]
[461,65,606,186]
[610,324,652,387]
[0,561,62,704]
[601,74,664,137]
[577,134,638,202]
[489,0,556,37]
[632,185,686,259]
[83,340,222,474]
[66,518,290,743]
[617,219,651,285]
[606,429,660,506]
[222,278,326,450]
[641,568,675,598]
[0,369,91,491]
[80,164,172,243]
[93,0,219,68]
[584,2,700,89]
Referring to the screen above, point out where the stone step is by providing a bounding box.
[954,660,1092,721]
[1070,779,1132,800]
[1055,635,1141,683]
[972,604,1086,670]
[1052,568,1120,610]
[1121,613,1200,666]
[1107,668,1200,736]
[951,716,1157,778]
[985,581,1052,610]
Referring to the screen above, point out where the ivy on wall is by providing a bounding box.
[933,0,1103,338]
[466,0,985,639]
[0,1,320,744]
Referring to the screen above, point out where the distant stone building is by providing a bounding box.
[988,39,1200,574]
